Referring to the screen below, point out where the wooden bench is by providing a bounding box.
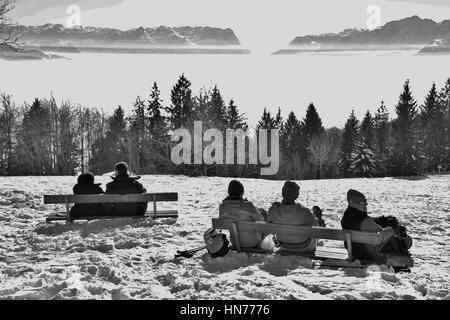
[44,193,178,223]
[212,218,393,261]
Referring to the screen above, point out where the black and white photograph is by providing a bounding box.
[0,0,449,305]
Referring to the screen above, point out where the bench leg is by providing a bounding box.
[346,232,353,261]
[152,195,157,219]
[232,222,241,252]
[65,196,71,224]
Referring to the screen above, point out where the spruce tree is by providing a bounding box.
[438,78,450,169]
[167,74,193,129]
[339,110,359,177]
[274,107,283,129]
[209,85,227,129]
[421,82,447,172]
[147,81,165,134]
[130,96,147,173]
[226,99,247,130]
[390,80,418,176]
[303,103,325,142]
[361,110,375,150]
[374,101,390,155]
[257,108,275,129]
[350,141,376,178]
[373,102,390,176]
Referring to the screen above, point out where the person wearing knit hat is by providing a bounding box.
[341,189,395,261]
[267,181,318,254]
[227,180,245,200]
[281,181,300,204]
[219,180,265,249]
[105,162,148,216]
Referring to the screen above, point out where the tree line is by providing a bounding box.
[1,75,449,179]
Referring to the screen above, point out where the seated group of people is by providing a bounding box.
[70,162,148,217]
[219,180,412,261]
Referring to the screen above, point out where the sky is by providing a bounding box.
[11,0,450,54]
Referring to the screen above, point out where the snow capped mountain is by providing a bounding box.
[20,24,241,47]
[288,16,450,48]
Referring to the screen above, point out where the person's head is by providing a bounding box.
[347,189,368,213]
[114,162,129,177]
[313,206,322,218]
[77,172,95,186]
[228,180,244,199]
[282,181,300,204]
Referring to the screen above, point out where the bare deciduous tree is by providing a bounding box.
[0,0,22,50]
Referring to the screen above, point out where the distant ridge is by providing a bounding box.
[276,16,450,53]
[21,24,242,47]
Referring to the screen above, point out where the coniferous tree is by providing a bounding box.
[420,83,447,172]
[280,111,306,179]
[209,85,227,129]
[226,99,247,130]
[257,108,275,129]
[390,80,418,176]
[147,81,170,173]
[373,101,390,176]
[274,107,283,129]
[167,74,193,129]
[303,103,325,142]
[361,110,375,150]
[130,96,147,173]
[438,78,450,169]
[350,141,376,178]
[339,110,359,177]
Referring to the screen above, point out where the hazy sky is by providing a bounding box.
[12,0,450,53]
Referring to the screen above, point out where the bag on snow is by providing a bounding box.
[203,228,229,258]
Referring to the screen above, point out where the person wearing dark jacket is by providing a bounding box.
[105,162,148,216]
[70,172,105,218]
[341,189,395,261]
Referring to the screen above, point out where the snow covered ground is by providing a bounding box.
[0,174,449,300]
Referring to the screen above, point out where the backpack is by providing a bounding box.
[203,228,230,258]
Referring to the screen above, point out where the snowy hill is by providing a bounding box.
[0,175,449,300]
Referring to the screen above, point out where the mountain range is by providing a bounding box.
[276,16,450,53]
[20,24,241,47]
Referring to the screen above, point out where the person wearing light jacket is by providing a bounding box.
[267,181,318,254]
[219,180,265,249]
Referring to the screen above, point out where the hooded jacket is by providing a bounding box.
[341,206,382,260]
[105,174,147,216]
[267,202,317,253]
[70,183,105,217]
[219,198,264,248]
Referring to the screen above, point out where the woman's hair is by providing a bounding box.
[77,172,95,185]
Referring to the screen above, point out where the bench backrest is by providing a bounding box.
[212,218,383,245]
[44,193,178,204]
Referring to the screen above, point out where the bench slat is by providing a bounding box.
[46,210,178,222]
[44,193,178,204]
[212,218,382,245]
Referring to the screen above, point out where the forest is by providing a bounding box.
[0,75,449,179]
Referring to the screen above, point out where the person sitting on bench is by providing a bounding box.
[267,181,318,254]
[341,189,396,261]
[70,172,106,218]
[219,180,265,249]
[105,162,148,216]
